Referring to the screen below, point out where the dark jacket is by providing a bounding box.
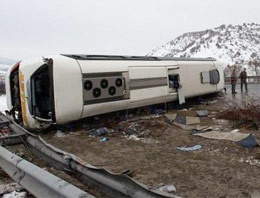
[239,71,247,82]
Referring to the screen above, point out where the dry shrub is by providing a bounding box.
[217,101,260,129]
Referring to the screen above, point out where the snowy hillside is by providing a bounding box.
[0,70,6,75]
[0,64,9,73]
[0,57,15,72]
[149,23,260,74]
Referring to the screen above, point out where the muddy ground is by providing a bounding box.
[2,84,260,198]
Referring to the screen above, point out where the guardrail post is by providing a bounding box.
[0,146,95,198]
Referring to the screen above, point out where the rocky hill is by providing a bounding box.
[149,23,260,75]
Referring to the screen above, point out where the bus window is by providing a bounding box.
[30,63,54,121]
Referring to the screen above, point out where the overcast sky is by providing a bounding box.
[0,0,259,60]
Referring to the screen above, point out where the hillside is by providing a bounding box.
[0,57,16,72]
[149,23,260,74]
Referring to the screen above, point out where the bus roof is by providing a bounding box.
[61,54,216,62]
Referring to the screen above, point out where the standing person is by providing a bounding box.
[239,68,248,92]
[231,69,237,94]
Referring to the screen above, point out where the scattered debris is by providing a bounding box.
[194,131,249,141]
[127,134,160,144]
[239,156,260,166]
[237,134,259,148]
[0,126,9,137]
[245,156,260,166]
[120,118,168,139]
[150,107,164,115]
[165,113,200,126]
[0,183,23,195]
[191,125,221,134]
[231,129,240,133]
[165,113,177,122]
[197,126,212,131]
[88,127,109,136]
[175,114,200,125]
[194,131,259,148]
[172,122,195,131]
[126,114,162,123]
[157,184,177,193]
[120,169,134,177]
[165,113,202,131]
[128,134,141,141]
[201,99,218,105]
[176,144,202,152]
[196,110,208,117]
[2,90,260,197]
[126,129,136,135]
[251,190,260,198]
[100,137,109,142]
[174,114,186,125]
[215,119,229,125]
[186,116,201,125]
[141,138,160,144]
[55,130,66,138]
[192,129,206,135]
[0,183,27,198]
[2,191,27,198]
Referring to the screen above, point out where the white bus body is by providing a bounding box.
[6,54,224,130]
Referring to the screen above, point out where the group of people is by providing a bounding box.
[231,68,248,94]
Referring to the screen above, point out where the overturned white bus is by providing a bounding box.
[5,54,224,130]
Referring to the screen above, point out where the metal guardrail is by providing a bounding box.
[0,146,95,198]
[225,76,260,83]
[0,112,180,198]
[27,136,179,198]
[0,113,27,146]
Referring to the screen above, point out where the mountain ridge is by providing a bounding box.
[149,23,260,74]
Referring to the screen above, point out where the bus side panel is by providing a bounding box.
[177,61,217,98]
[53,56,83,124]
[81,100,129,118]
[215,61,225,91]
[128,66,168,108]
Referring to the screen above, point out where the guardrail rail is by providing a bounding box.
[0,112,181,198]
[0,146,94,198]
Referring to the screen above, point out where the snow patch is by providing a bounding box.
[0,95,7,112]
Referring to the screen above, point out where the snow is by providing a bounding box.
[148,23,260,75]
[0,64,10,72]
[3,191,27,198]
[0,70,6,75]
[0,57,15,72]
[0,95,7,112]
[0,57,15,65]
[0,183,27,198]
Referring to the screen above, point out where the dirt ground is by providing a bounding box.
[41,91,260,198]
[0,169,12,185]
[2,85,260,198]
